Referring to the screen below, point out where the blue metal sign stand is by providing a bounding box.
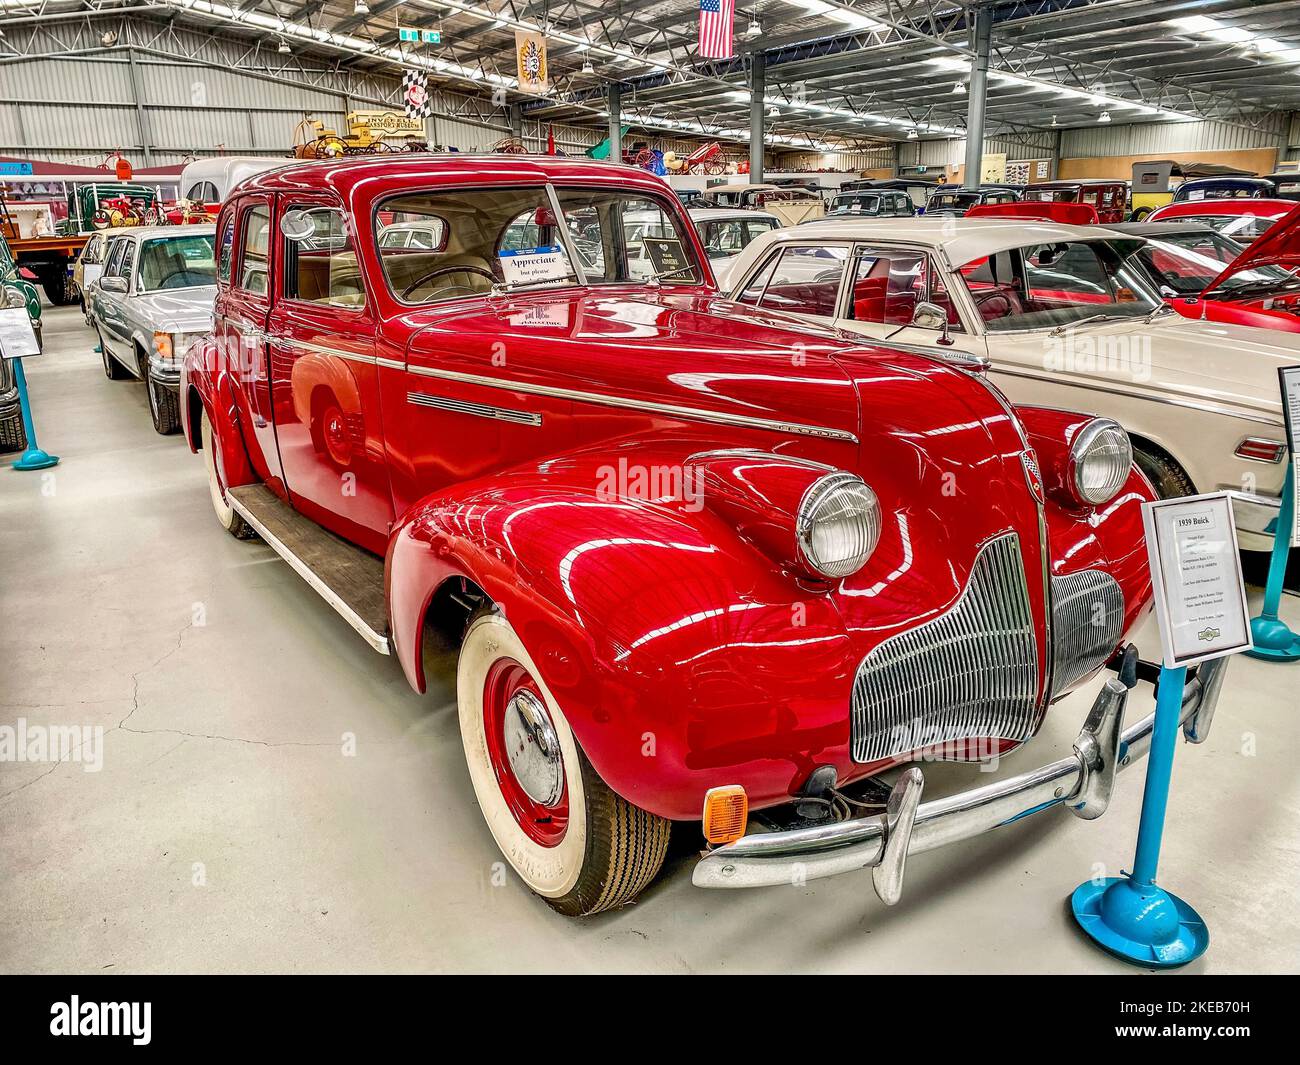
[9,357,59,471]
[1071,663,1209,967]
[1246,462,1299,661]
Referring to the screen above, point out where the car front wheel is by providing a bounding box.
[457,608,670,916]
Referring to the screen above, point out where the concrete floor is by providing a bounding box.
[2,304,1298,974]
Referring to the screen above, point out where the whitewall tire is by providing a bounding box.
[457,609,670,916]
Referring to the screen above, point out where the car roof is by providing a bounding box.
[235,154,671,202]
[688,207,781,221]
[787,216,1111,263]
[1152,198,1294,218]
[105,224,217,242]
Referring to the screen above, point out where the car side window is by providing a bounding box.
[216,215,235,285]
[704,220,745,256]
[236,205,270,295]
[847,247,935,326]
[84,235,102,264]
[749,245,848,317]
[283,206,365,309]
[101,239,126,279]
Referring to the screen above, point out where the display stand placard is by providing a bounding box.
[0,308,40,360]
[1141,492,1253,668]
[1072,491,1251,967]
[1280,366,1300,548]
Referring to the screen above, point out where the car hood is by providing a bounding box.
[1203,201,1300,297]
[132,286,217,331]
[1028,315,1298,420]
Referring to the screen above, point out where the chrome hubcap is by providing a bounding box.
[503,689,564,808]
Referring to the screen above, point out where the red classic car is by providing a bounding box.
[1020,179,1129,224]
[181,155,1225,916]
[1147,197,1294,244]
[1110,208,1300,333]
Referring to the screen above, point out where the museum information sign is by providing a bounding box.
[1142,492,1252,667]
[0,308,39,359]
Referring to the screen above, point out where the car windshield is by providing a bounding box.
[958,238,1161,332]
[376,186,701,303]
[1162,212,1284,243]
[699,217,777,258]
[828,193,881,214]
[136,234,216,291]
[928,192,979,210]
[1124,230,1297,296]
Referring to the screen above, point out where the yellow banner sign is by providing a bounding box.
[515,31,549,95]
[347,110,425,136]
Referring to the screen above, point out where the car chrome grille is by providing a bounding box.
[1048,568,1123,698]
[850,532,1039,764]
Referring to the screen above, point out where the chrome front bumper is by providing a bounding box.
[1226,489,1283,538]
[693,653,1228,906]
[148,355,182,388]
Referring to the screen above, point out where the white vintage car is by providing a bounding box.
[722,216,1298,550]
[688,207,782,288]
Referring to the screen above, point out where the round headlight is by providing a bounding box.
[1069,419,1131,505]
[3,286,26,309]
[796,473,882,579]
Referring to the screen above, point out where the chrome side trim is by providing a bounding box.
[402,363,860,443]
[849,532,1039,763]
[407,390,542,426]
[267,336,377,366]
[862,336,991,373]
[1048,569,1124,698]
[226,495,391,656]
[989,365,1284,428]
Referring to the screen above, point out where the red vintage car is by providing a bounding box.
[181,155,1224,916]
[1110,207,1300,333]
[1147,197,1294,244]
[1019,179,1129,224]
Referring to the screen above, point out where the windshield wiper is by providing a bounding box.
[1047,313,1129,337]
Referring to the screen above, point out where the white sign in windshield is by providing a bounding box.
[498,245,571,287]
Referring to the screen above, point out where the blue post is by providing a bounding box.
[9,357,59,471]
[1071,664,1209,968]
[1246,463,1299,661]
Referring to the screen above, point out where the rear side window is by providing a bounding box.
[236,205,270,295]
[283,207,365,308]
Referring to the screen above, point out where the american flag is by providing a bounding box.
[698,0,736,60]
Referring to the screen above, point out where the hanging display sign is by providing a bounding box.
[398,28,442,44]
[1142,492,1253,667]
[1280,365,1300,547]
[348,110,425,136]
[515,31,549,95]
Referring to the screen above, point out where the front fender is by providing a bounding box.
[180,337,254,491]
[388,435,863,821]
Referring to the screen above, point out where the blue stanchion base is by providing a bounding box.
[1245,616,1300,661]
[93,343,101,353]
[11,448,59,471]
[1071,876,1208,969]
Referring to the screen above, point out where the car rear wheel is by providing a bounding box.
[457,608,670,916]
[200,409,254,539]
[1134,445,1196,499]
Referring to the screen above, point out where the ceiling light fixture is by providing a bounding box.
[353,0,369,14]
[952,81,965,94]
[1098,110,1111,123]
[744,18,762,40]
[582,55,594,74]
[277,38,291,54]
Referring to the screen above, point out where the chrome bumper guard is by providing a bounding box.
[693,653,1229,906]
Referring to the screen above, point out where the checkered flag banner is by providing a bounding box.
[402,70,431,119]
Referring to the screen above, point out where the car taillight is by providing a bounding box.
[1235,437,1286,463]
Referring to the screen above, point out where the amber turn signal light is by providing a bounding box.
[702,785,748,845]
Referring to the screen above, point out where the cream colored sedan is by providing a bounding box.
[722,216,1298,550]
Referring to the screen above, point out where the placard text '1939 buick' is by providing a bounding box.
[181,157,1225,916]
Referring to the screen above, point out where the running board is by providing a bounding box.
[227,485,391,654]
